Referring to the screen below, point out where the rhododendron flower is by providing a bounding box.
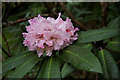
[23,13,79,57]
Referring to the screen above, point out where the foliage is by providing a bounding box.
[2,2,120,79]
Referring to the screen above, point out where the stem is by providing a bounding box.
[3,14,50,28]
[44,2,57,17]
[0,44,11,57]
[2,33,12,57]
[100,2,108,27]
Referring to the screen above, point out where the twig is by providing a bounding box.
[100,2,108,26]
[2,33,12,57]
[59,2,88,31]
[82,71,87,78]
[116,60,120,64]
[0,44,11,57]
[3,14,50,28]
[95,73,98,80]
[44,2,58,17]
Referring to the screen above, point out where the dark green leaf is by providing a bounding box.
[78,27,119,43]
[9,55,39,78]
[78,16,120,43]
[98,49,120,78]
[60,45,102,73]
[107,16,120,28]
[0,52,1,80]
[0,74,1,80]
[106,37,120,52]
[0,48,2,75]
[37,56,61,78]
[2,53,34,73]
[61,63,74,78]
[2,26,25,56]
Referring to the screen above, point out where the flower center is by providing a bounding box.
[35,34,44,39]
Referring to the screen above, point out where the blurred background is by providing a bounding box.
[2,2,120,79]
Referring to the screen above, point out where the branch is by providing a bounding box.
[44,2,58,17]
[0,44,11,57]
[100,2,108,26]
[3,14,50,28]
[59,2,88,31]
[2,33,12,57]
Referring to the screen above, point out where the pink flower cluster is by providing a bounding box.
[23,13,79,57]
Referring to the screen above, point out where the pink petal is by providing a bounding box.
[75,27,79,31]
[46,40,53,47]
[29,44,37,51]
[54,42,60,50]
[22,33,27,38]
[46,47,53,56]
[23,13,79,57]
[37,40,45,48]
[37,49,44,57]
[57,39,64,45]
[23,40,29,46]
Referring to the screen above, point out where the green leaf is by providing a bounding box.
[0,53,1,80]
[107,16,120,28]
[2,26,25,56]
[0,50,2,75]
[0,74,1,80]
[2,53,34,73]
[78,27,119,43]
[98,49,120,79]
[60,45,102,73]
[106,37,120,52]
[9,55,40,78]
[80,44,92,51]
[61,63,74,78]
[0,61,1,75]
[78,16,120,43]
[37,56,61,78]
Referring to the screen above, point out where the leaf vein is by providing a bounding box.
[64,50,93,67]
[48,56,53,79]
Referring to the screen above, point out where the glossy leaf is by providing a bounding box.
[107,16,120,28]
[61,63,74,78]
[0,48,2,75]
[9,55,39,78]
[2,53,34,73]
[106,37,120,53]
[2,26,24,56]
[78,27,119,43]
[60,45,102,73]
[98,49,119,78]
[0,52,1,80]
[37,56,61,78]
[78,16,120,43]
